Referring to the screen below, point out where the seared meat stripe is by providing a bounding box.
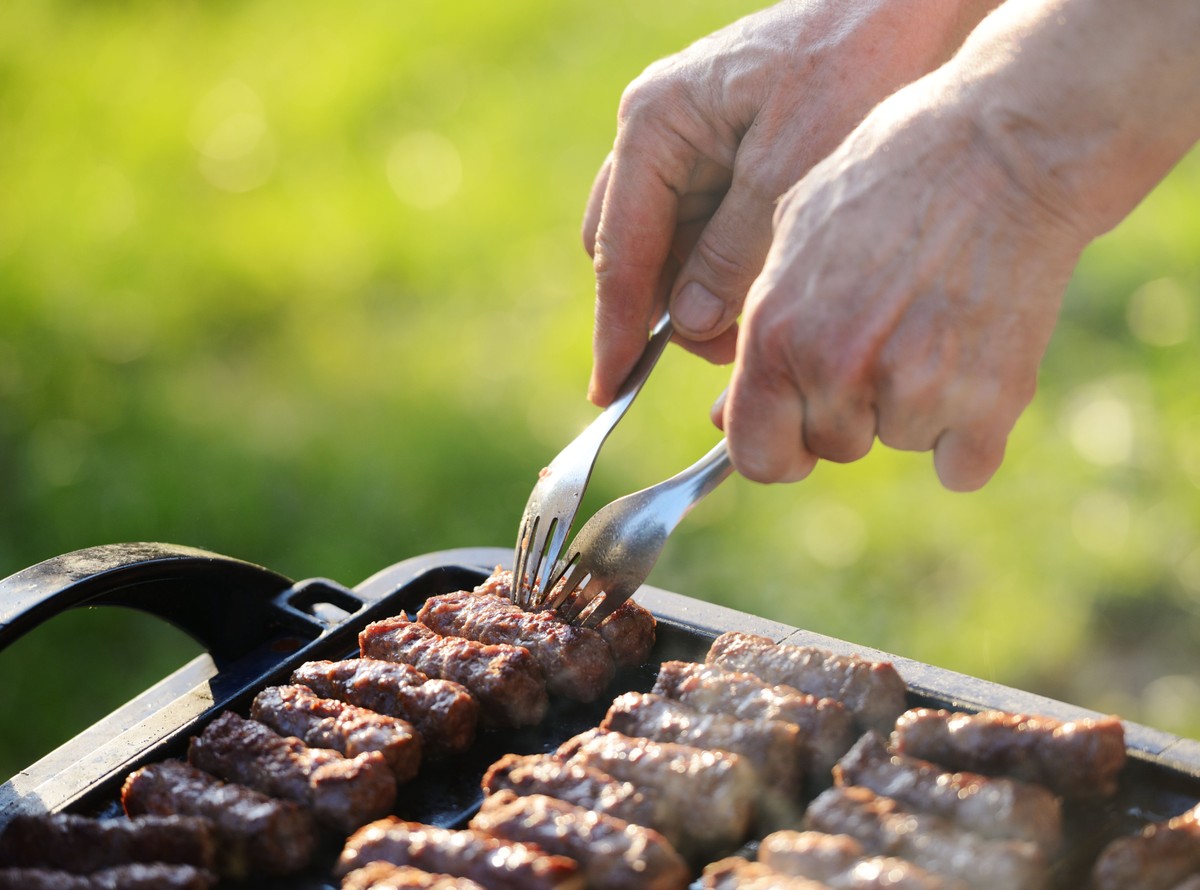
[653,659,856,782]
[600,690,807,806]
[757,830,966,889]
[417,590,614,701]
[121,759,316,877]
[1090,801,1200,890]
[0,812,215,873]
[359,613,548,727]
[292,658,478,756]
[474,567,656,668]
[251,684,422,782]
[341,862,488,888]
[469,790,690,890]
[188,710,396,834]
[706,631,907,734]
[334,818,584,889]
[803,785,1049,890]
[0,863,216,890]
[834,731,1063,853]
[891,707,1127,799]
[700,857,834,889]
[554,728,758,858]
[481,752,663,831]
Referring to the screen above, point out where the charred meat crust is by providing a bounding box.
[0,863,217,890]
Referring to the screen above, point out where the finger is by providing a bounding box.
[581,153,613,258]
[801,391,878,464]
[933,424,1008,492]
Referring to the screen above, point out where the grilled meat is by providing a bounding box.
[334,817,584,889]
[706,632,907,734]
[803,785,1048,890]
[469,790,690,890]
[0,863,216,890]
[481,752,662,830]
[891,707,1127,799]
[251,684,422,782]
[757,830,966,889]
[1090,801,1200,890]
[652,659,856,782]
[0,812,215,874]
[188,711,396,834]
[417,590,614,701]
[834,731,1063,853]
[341,862,487,889]
[554,728,758,858]
[359,613,548,727]
[476,567,656,667]
[291,658,478,756]
[701,856,834,889]
[121,759,316,877]
[600,690,806,800]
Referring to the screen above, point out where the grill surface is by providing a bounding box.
[3,542,1200,888]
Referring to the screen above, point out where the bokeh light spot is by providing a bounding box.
[387,130,462,209]
[1127,277,1193,347]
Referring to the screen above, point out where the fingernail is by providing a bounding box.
[673,281,724,335]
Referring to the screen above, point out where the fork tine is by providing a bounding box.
[512,514,543,609]
[576,586,630,628]
[554,570,606,625]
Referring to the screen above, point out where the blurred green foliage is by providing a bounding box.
[2,0,1198,781]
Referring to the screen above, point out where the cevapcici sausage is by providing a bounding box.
[0,812,215,873]
[1090,802,1200,890]
[652,659,856,782]
[469,791,689,890]
[757,830,965,890]
[341,862,487,889]
[706,632,907,734]
[891,708,1127,800]
[291,658,478,756]
[700,857,833,890]
[121,759,316,877]
[251,684,422,782]
[834,731,1063,854]
[334,818,584,890]
[417,591,614,701]
[803,786,1048,890]
[188,711,396,833]
[359,613,548,727]
[555,728,758,858]
[0,864,216,890]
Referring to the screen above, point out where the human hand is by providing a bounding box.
[583,0,996,406]
[718,78,1089,491]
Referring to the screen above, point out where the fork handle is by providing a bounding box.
[657,438,734,523]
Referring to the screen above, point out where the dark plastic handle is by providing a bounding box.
[0,542,298,661]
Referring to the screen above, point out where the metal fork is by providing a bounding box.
[543,438,734,627]
[512,310,674,609]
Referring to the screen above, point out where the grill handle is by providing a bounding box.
[0,542,301,661]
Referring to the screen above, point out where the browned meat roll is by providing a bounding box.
[469,790,690,890]
[834,731,1063,854]
[359,613,548,727]
[653,659,856,782]
[1090,801,1200,890]
[891,707,1127,800]
[480,752,662,830]
[476,567,656,667]
[341,861,487,889]
[251,684,422,782]
[291,658,478,756]
[334,817,584,889]
[0,812,215,873]
[188,711,396,834]
[417,590,614,701]
[121,759,316,877]
[0,863,216,890]
[700,856,833,889]
[600,690,806,803]
[554,728,758,858]
[706,631,907,734]
[757,830,966,889]
[803,785,1048,890]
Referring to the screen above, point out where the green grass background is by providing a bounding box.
[2,0,1199,781]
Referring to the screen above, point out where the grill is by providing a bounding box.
[3,542,1200,888]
